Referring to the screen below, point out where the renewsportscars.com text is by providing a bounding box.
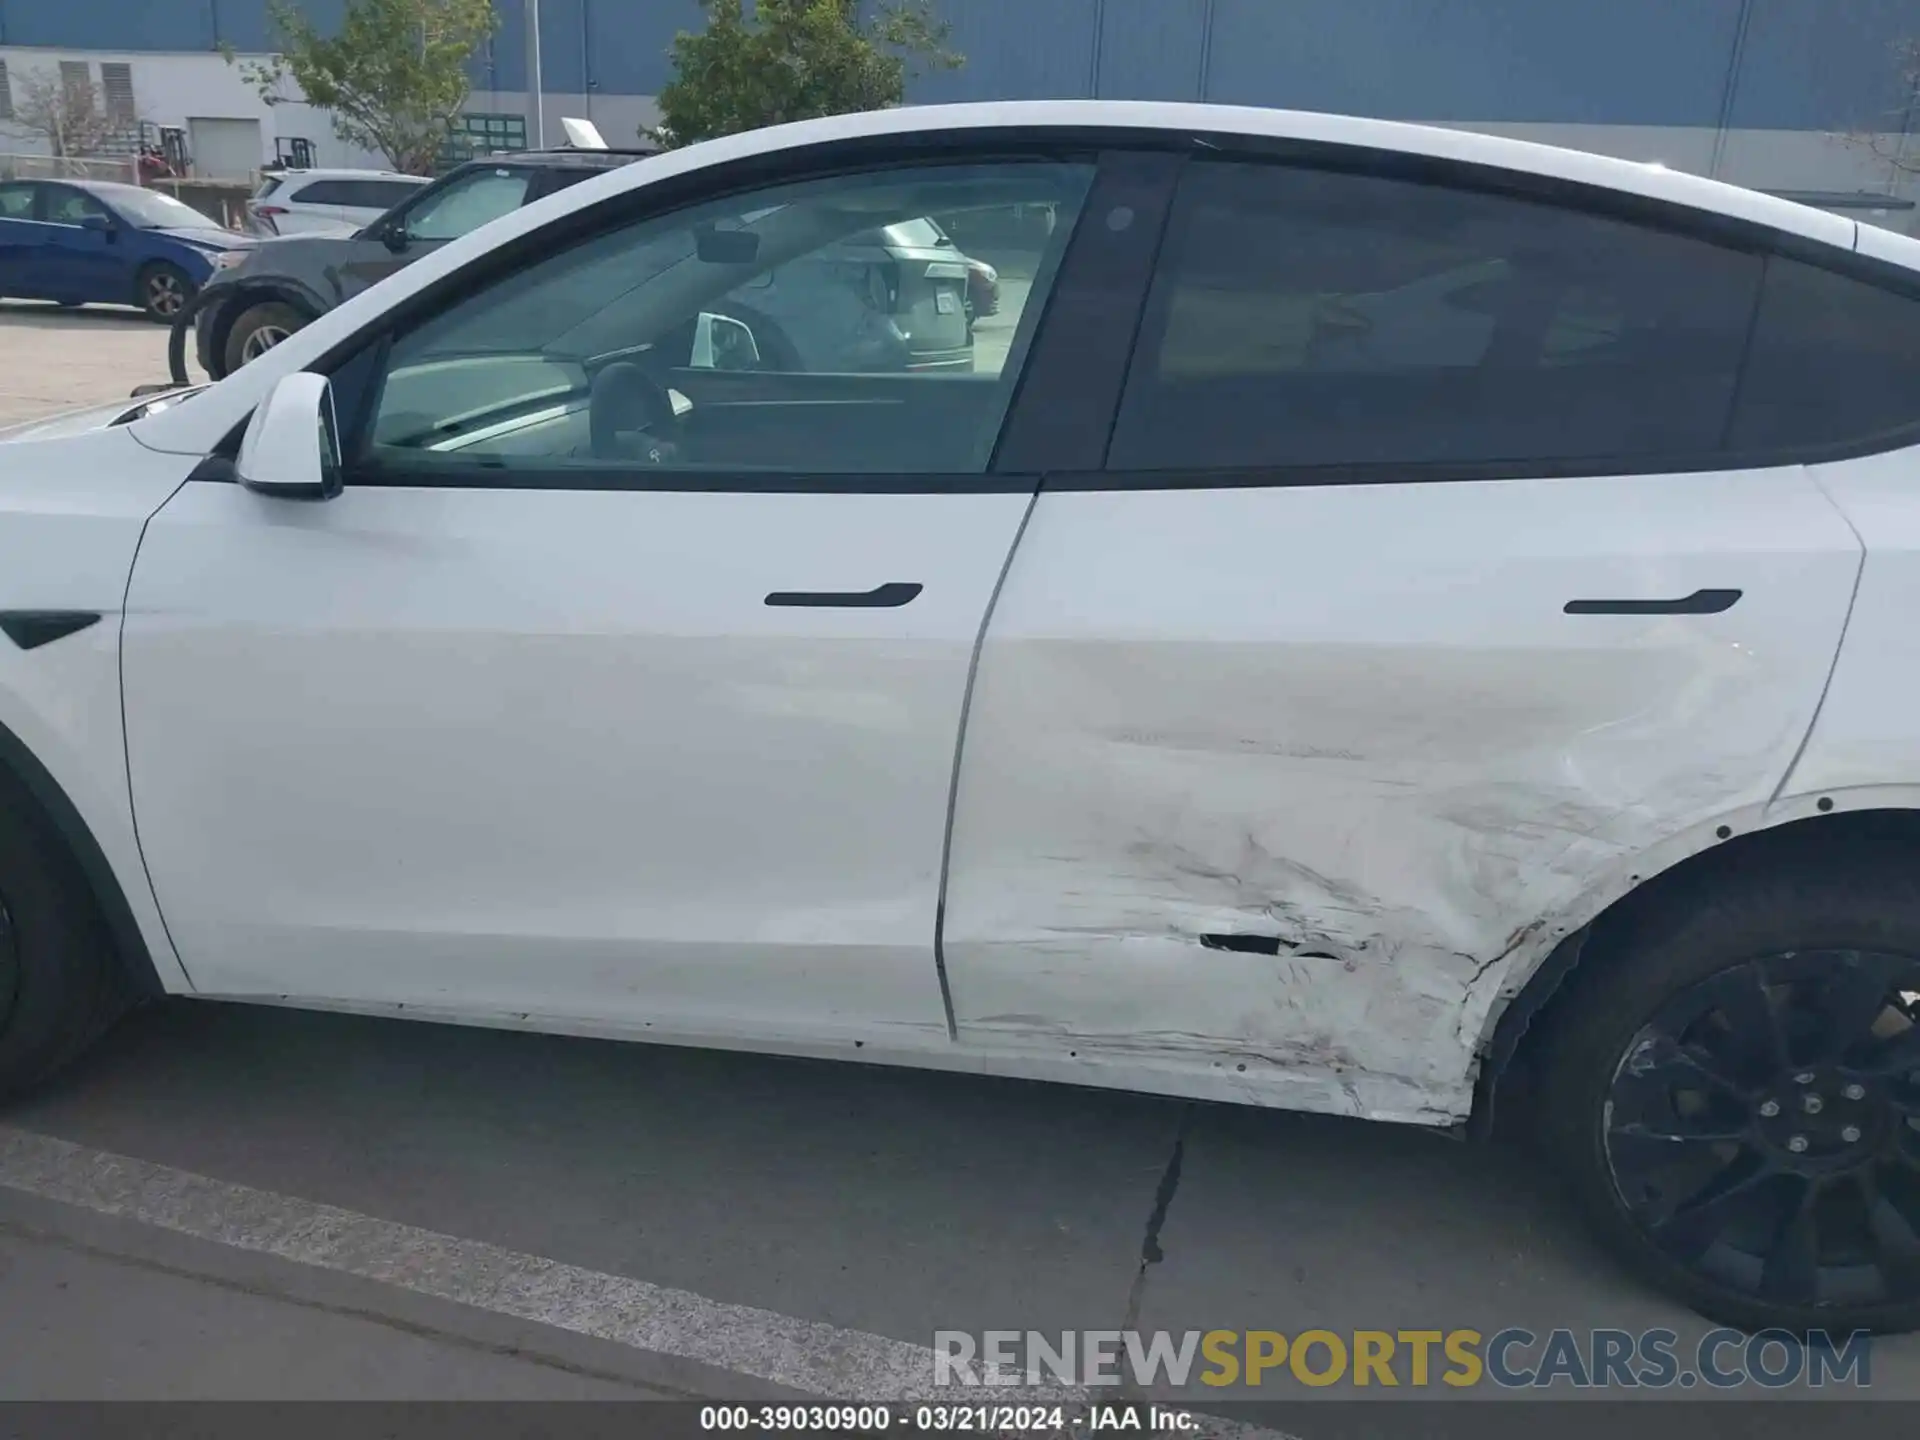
[933,1328,1872,1390]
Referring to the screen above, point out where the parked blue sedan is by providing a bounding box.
[0,178,253,322]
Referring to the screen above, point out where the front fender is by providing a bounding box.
[0,427,197,994]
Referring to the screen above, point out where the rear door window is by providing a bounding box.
[289,180,351,206]
[1107,159,1762,474]
[1728,257,1920,454]
[345,179,425,212]
[41,185,113,226]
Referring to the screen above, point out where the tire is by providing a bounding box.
[0,772,129,1100]
[222,301,307,375]
[136,262,194,324]
[1534,856,1920,1333]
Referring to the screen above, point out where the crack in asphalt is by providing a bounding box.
[1122,1105,1191,1336]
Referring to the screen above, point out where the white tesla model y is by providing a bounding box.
[3,100,1920,1334]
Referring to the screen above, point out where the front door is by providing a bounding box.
[122,151,1096,1047]
[942,153,1866,1120]
[340,164,536,296]
[0,182,41,295]
[37,185,123,303]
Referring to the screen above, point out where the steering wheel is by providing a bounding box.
[588,361,681,463]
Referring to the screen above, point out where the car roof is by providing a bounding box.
[135,99,1876,453]
[61,179,150,201]
[452,147,657,172]
[618,99,1863,251]
[270,168,427,183]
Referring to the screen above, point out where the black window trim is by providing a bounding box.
[302,131,1119,495]
[1079,132,1920,489]
[289,179,349,206]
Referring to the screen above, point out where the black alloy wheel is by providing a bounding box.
[1603,950,1920,1313]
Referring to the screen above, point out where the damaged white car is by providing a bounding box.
[2,100,1920,1335]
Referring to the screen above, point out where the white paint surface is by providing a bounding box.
[0,426,196,990]
[944,471,1862,1121]
[1774,445,1920,802]
[122,482,1029,1039]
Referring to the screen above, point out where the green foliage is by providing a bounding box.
[228,0,497,174]
[649,0,962,148]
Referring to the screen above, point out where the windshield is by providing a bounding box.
[110,188,214,229]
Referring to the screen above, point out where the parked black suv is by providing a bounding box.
[175,146,654,382]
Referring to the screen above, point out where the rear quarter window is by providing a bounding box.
[1728,257,1920,454]
[289,180,350,206]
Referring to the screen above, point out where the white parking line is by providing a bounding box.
[0,1125,1290,1435]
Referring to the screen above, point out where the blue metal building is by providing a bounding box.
[2,1,1919,208]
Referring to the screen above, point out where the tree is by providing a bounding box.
[5,64,120,159]
[1840,36,1920,178]
[230,0,497,174]
[649,0,962,148]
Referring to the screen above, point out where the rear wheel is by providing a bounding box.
[0,774,130,1100]
[136,262,193,323]
[1536,861,1920,1333]
[222,300,306,374]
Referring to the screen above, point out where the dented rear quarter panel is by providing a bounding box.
[941,468,1862,1125]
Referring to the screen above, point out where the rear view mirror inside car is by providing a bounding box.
[696,228,760,264]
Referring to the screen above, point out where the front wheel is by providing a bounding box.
[222,300,307,375]
[136,262,193,323]
[0,774,130,1100]
[1535,862,1920,1334]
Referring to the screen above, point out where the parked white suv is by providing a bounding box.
[245,168,430,236]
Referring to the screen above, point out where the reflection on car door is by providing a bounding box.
[121,150,1098,1051]
[943,155,1864,1122]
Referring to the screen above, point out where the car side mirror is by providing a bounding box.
[380,224,410,254]
[79,213,114,235]
[235,372,343,501]
[689,312,761,371]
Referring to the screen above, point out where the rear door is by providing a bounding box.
[276,178,355,234]
[942,153,1865,1120]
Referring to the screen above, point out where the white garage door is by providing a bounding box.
[187,117,262,181]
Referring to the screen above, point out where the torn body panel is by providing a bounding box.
[941,469,1863,1124]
